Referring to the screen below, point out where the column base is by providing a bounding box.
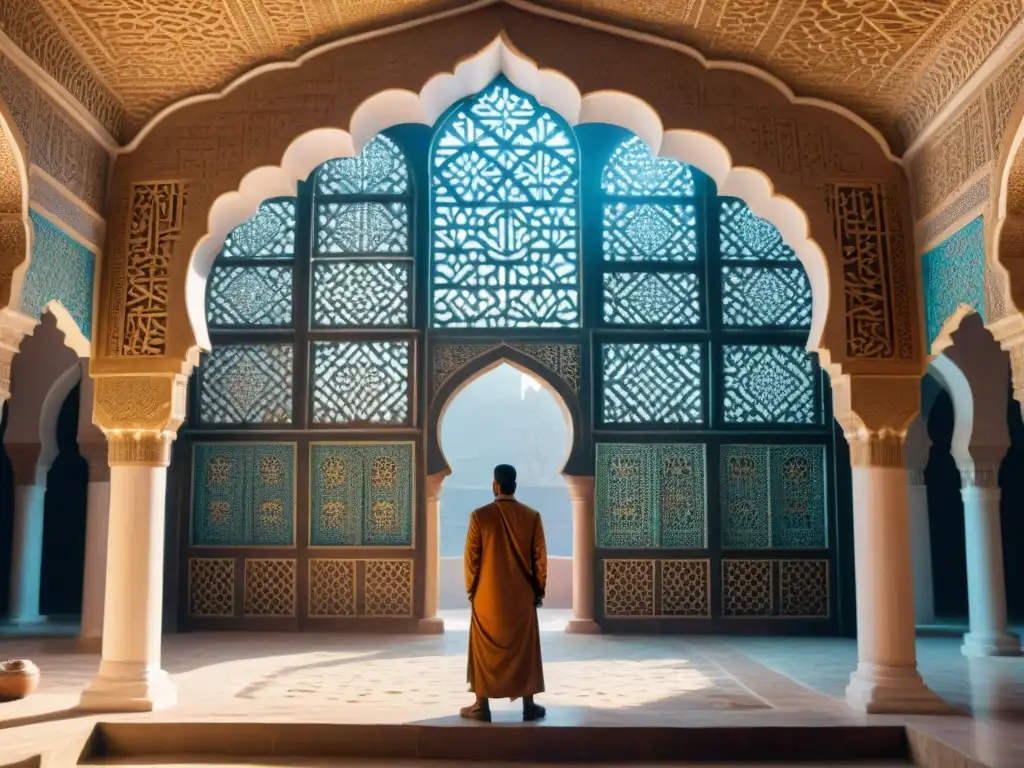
[77,662,176,712]
[565,618,601,635]
[76,636,102,653]
[845,663,950,714]
[416,617,445,635]
[961,631,1022,658]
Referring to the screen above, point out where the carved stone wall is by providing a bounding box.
[29,170,105,249]
[94,5,915,374]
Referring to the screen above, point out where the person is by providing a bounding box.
[461,464,548,722]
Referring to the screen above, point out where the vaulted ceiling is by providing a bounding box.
[2,0,1022,152]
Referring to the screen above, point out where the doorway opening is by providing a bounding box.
[438,362,573,625]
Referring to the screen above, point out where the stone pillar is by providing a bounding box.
[833,376,947,714]
[564,474,599,634]
[418,471,448,634]
[77,442,110,652]
[78,374,186,712]
[905,420,934,626]
[957,456,1020,657]
[4,444,46,625]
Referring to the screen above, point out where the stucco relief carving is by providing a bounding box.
[0,216,27,311]
[919,175,991,250]
[831,375,920,468]
[29,170,105,248]
[433,342,581,395]
[93,373,188,466]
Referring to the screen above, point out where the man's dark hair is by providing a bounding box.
[494,464,517,495]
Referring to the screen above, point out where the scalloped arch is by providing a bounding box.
[185,35,831,355]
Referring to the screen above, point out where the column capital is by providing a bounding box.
[425,470,450,503]
[93,374,188,468]
[988,314,1024,405]
[0,308,37,403]
[831,375,919,468]
[956,445,1006,489]
[78,441,111,482]
[562,474,595,502]
[4,442,42,485]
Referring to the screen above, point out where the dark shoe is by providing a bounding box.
[523,701,546,722]
[460,702,491,722]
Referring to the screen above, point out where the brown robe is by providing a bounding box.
[464,494,547,699]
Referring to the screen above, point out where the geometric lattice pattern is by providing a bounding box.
[311,341,410,425]
[602,136,695,198]
[722,344,817,424]
[188,558,235,617]
[595,443,707,549]
[312,262,409,327]
[718,199,795,261]
[222,200,296,260]
[602,343,703,424]
[658,559,710,617]
[191,443,296,547]
[779,560,829,617]
[308,559,357,617]
[603,271,701,326]
[208,265,292,327]
[721,266,811,328]
[602,560,655,617]
[921,215,985,349]
[603,202,698,262]
[316,135,409,196]
[310,443,414,547]
[315,202,408,255]
[199,344,293,424]
[363,560,414,617]
[432,78,579,328]
[721,444,827,550]
[243,558,297,617]
[722,560,774,617]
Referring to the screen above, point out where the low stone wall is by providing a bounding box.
[439,556,572,610]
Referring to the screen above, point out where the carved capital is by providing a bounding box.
[107,431,174,468]
[0,308,37,403]
[425,470,450,503]
[563,474,595,504]
[4,442,42,485]
[78,441,110,482]
[956,445,1006,489]
[831,374,919,468]
[93,373,187,469]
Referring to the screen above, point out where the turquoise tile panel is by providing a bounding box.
[922,216,985,350]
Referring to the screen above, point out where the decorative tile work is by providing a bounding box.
[199,344,293,424]
[310,443,414,547]
[658,444,708,549]
[723,560,774,617]
[120,181,184,356]
[432,342,581,394]
[363,560,414,617]
[192,443,296,547]
[722,345,817,424]
[29,170,105,248]
[603,559,655,618]
[921,216,985,349]
[601,343,703,424]
[919,176,990,249]
[658,559,710,617]
[188,558,235,617]
[20,211,94,339]
[720,444,771,549]
[311,341,409,425]
[779,559,830,618]
[308,559,357,617]
[244,558,297,617]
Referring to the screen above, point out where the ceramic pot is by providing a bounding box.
[0,659,40,701]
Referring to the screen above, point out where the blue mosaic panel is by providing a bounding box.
[721,266,811,328]
[312,262,409,327]
[602,136,695,197]
[722,345,817,424]
[311,341,409,425]
[603,203,698,262]
[719,199,796,261]
[658,444,707,548]
[921,216,985,350]
[310,444,363,546]
[720,444,770,549]
[310,444,414,547]
[362,443,414,546]
[770,445,827,548]
[431,78,580,328]
[21,211,95,339]
[208,265,292,327]
[315,202,408,255]
[317,135,410,196]
[200,344,293,425]
[222,200,295,259]
[192,443,295,547]
[603,271,702,326]
[602,343,703,424]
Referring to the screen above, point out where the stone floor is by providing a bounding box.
[0,610,1022,766]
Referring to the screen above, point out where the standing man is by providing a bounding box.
[461,464,548,722]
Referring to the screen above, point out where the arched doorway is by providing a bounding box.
[437,362,573,616]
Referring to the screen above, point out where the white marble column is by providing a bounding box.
[78,434,176,712]
[958,459,1020,657]
[418,471,447,634]
[564,474,599,634]
[905,420,935,626]
[4,444,46,625]
[77,442,110,652]
[844,434,947,714]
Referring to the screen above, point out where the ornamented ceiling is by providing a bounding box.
[2,0,1022,151]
